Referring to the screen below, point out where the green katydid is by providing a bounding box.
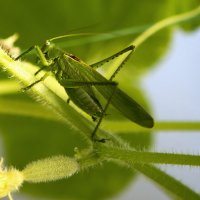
[15,34,154,140]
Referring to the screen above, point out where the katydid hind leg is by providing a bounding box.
[60,78,118,140]
[91,83,118,141]
[59,79,117,88]
[109,45,134,80]
[90,45,134,69]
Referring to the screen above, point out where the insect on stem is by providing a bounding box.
[15,33,154,141]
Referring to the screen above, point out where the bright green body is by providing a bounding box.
[56,53,103,119]
[16,40,154,128]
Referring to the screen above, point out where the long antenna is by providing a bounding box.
[48,33,98,42]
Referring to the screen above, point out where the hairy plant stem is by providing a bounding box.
[97,144,200,166]
[75,143,200,200]
[103,121,200,133]
[94,144,200,200]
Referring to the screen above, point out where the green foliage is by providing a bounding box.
[0,1,200,200]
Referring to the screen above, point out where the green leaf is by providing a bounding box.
[175,0,200,31]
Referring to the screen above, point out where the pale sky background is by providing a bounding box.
[116,28,200,200]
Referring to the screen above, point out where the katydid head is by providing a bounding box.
[42,40,57,55]
[40,33,98,62]
[41,40,62,62]
[41,40,51,53]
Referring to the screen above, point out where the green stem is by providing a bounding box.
[0,98,199,132]
[134,164,200,200]
[97,144,200,199]
[133,5,200,47]
[0,99,57,121]
[97,144,200,166]
[103,121,200,133]
[155,121,200,131]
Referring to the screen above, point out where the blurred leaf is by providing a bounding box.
[175,0,200,31]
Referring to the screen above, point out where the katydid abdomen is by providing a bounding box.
[65,87,103,119]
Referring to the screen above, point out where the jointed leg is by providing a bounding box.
[59,78,117,140]
[15,46,35,60]
[15,45,50,67]
[59,79,117,88]
[16,46,57,90]
[90,45,134,69]
[89,46,135,140]
[34,65,49,76]
[109,46,134,80]
[91,83,117,141]
[22,72,50,91]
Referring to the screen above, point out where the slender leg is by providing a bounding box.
[24,76,117,140]
[59,79,117,88]
[90,45,134,69]
[15,46,35,60]
[89,46,135,140]
[18,50,57,90]
[21,58,57,90]
[91,46,135,138]
[109,46,134,80]
[34,65,49,75]
[22,72,50,91]
[59,79,118,140]
[91,84,117,141]
[15,45,50,67]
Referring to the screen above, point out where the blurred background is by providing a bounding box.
[117,27,200,200]
[0,0,200,199]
